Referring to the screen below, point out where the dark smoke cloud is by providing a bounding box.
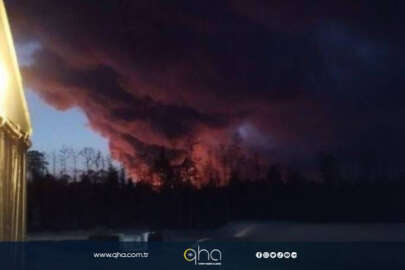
[6,0,405,183]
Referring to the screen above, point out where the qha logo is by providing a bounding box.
[184,245,222,266]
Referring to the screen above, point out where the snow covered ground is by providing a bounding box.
[27,221,405,242]
[208,221,405,241]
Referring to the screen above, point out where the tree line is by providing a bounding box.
[26,147,405,232]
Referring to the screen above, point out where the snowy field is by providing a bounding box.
[27,221,405,242]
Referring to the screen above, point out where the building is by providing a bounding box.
[0,0,31,241]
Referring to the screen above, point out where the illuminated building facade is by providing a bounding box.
[0,0,31,241]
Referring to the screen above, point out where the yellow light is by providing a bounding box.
[0,61,8,116]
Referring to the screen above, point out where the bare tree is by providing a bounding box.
[59,146,70,176]
[105,155,113,169]
[47,151,57,175]
[67,147,79,181]
[94,151,103,170]
[101,154,106,171]
[79,147,96,171]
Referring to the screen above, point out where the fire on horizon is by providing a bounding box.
[5,0,405,186]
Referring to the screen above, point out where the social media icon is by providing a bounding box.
[256,252,263,259]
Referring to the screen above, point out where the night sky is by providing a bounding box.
[6,1,405,183]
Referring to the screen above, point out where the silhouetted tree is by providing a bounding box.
[27,150,48,179]
[59,146,70,176]
[80,147,95,171]
[26,145,405,232]
[266,164,283,186]
[320,152,341,185]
